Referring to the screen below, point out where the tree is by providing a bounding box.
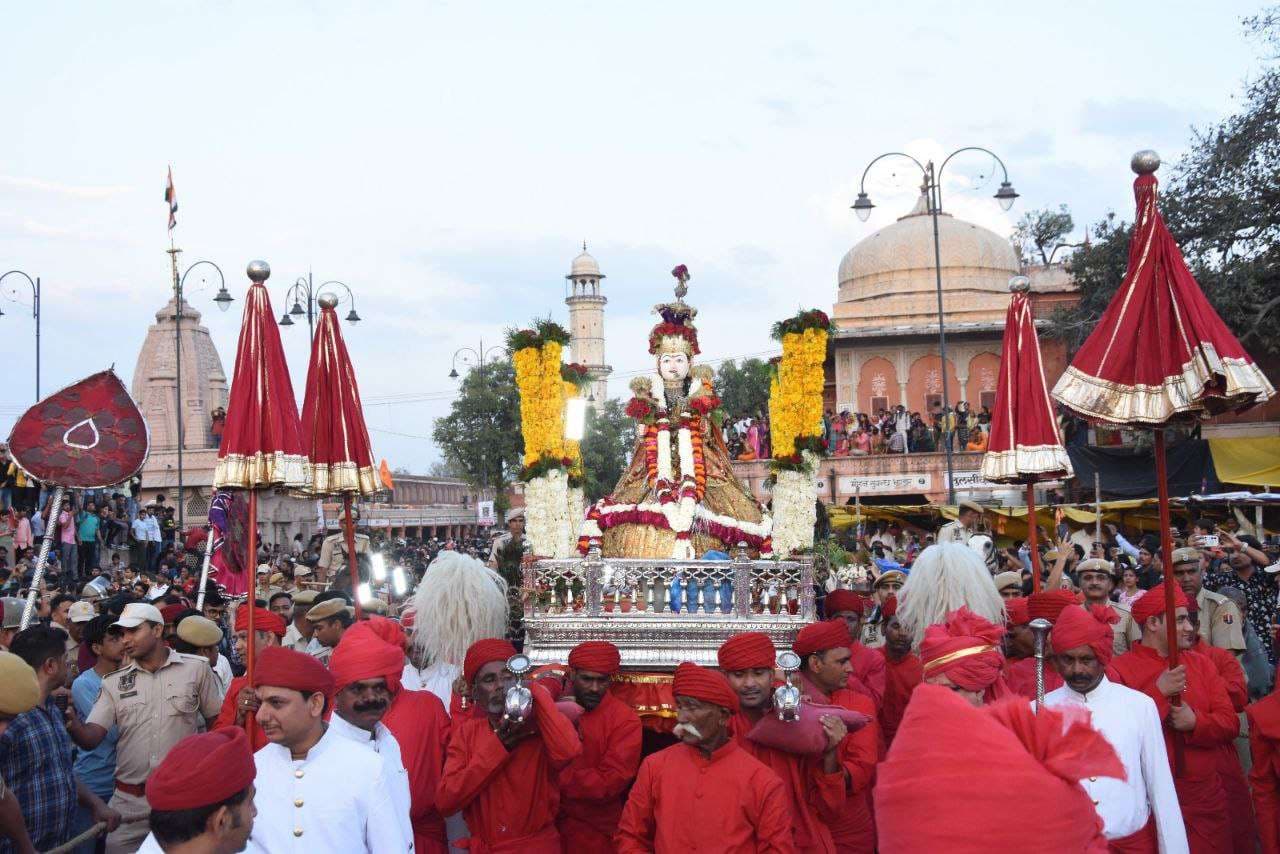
[426,459,465,479]
[1053,11,1280,359]
[715,358,773,419]
[431,359,522,512]
[580,399,633,502]
[1012,205,1076,266]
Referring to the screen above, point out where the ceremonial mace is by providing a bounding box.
[1030,617,1052,711]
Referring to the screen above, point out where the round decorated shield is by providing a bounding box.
[6,370,149,488]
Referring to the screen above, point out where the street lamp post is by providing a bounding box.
[279,272,362,340]
[0,271,41,400]
[448,339,506,380]
[851,147,1018,505]
[166,248,230,535]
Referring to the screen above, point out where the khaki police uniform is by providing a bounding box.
[316,532,370,578]
[1103,600,1135,656]
[936,520,972,545]
[1197,587,1246,653]
[87,648,223,853]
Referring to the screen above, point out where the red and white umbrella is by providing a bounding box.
[213,261,309,698]
[1052,151,1273,729]
[981,277,1073,591]
[301,293,378,618]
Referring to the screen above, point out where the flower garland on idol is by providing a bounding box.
[508,320,581,557]
[766,308,833,556]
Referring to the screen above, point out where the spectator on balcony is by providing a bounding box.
[955,402,972,447]
[851,427,870,457]
[965,425,989,453]
[870,427,885,455]
[887,427,907,454]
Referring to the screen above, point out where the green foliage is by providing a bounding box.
[1054,12,1280,358]
[580,399,633,502]
[715,358,773,419]
[769,308,834,341]
[431,359,522,507]
[1012,205,1076,266]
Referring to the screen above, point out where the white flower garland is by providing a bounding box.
[770,450,818,558]
[526,468,575,558]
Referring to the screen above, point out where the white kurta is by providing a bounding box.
[401,662,460,714]
[329,712,414,849]
[246,725,410,854]
[136,833,165,853]
[1043,677,1189,853]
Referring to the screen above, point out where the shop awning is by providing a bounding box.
[1207,436,1280,488]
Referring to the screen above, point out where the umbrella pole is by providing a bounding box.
[20,484,65,630]
[344,493,364,621]
[244,489,260,743]
[1153,428,1184,774]
[1027,483,1041,593]
[196,525,215,612]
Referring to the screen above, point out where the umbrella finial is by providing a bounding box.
[1008,274,1031,293]
[317,293,339,310]
[1131,150,1161,175]
[246,260,271,283]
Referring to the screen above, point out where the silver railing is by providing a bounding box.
[523,544,814,620]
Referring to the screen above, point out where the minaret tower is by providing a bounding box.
[565,243,611,407]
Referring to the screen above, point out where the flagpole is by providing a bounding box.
[168,237,185,537]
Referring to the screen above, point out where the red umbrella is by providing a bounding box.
[980,277,1074,592]
[301,293,378,619]
[1052,151,1274,751]
[213,260,310,705]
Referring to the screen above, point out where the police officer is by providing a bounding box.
[1171,545,1245,655]
[937,501,983,545]
[65,602,223,853]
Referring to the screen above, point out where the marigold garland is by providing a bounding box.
[769,312,828,463]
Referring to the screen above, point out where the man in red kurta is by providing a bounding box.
[213,605,285,750]
[348,618,452,854]
[824,590,885,708]
[1110,582,1239,854]
[793,620,879,854]
[719,631,846,853]
[1004,592,1069,699]
[1186,599,1257,854]
[437,638,582,852]
[875,597,921,746]
[556,641,642,853]
[1248,688,1280,854]
[616,662,794,853]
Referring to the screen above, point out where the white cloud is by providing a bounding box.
[0,176,133,200]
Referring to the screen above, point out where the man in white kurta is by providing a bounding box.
[1045,604,1188,853]
[329,705,414,848]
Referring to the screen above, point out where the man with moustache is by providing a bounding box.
[1171,547,1244,656]
[616,662,793,853]
[1043,604,1187,852]
[556,640,642,853]
[247,646,404,853]
[327,622,415,851]
[1077,558,1137,656]
[437,638,581,852]
[718,631,845,853]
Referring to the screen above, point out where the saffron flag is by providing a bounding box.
[165,166,178,231]
[379,458,394,491]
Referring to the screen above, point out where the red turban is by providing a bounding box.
[254,646,335,697]
[160,604,184,625]
[355,616,408,651]
[717,632,775,671]
[875,685,1123,852]
[920,608,1005,694]
[1027,590,1079,624]
[234,606,286,638]
[463,638,517,685]
[400,609,416,630]
[1051,604,1118,666]
[568,641,621,675]
[146,728,255,811]
[793,620,853,659]
[330,625,406,695]
[825,589,865,616]
[1130,582,1188,626]
[881,596,898,619]
[672,662,739,712]
[1005,597,1030,627]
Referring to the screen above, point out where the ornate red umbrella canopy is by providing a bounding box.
[300,294,378,496]
[1052,151,1274,425]
[981,278,1073,484]
[212,261,310,491]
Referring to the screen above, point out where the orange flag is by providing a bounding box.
[379,459,394,490]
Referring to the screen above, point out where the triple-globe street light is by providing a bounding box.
[278,273,362,340]
[0,270,41,400]
[851,147,1019,504]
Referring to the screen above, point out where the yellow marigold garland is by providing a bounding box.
[769,311,830,466]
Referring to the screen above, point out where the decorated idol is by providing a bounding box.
[580,266,773,559]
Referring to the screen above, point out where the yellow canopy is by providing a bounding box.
[1208,437,1280,488]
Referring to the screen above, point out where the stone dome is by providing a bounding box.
[568,247,603,279]
[834,195,1019,330]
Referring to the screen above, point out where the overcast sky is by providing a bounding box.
[1,1,1270,472]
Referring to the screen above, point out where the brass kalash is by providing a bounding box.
[523,267,814,670]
